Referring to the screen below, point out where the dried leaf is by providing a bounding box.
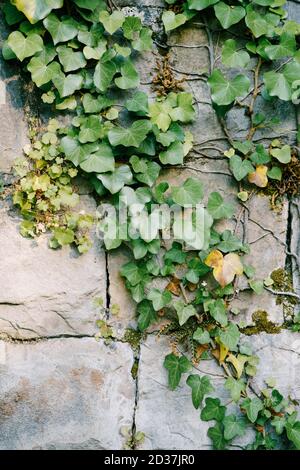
[205,250,243,288]
[248,165,268,188]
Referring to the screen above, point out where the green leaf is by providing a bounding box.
[137,299,157,331]
[162,11,187,32]
[149,101,172,132]
[208,299,228,327]
[222,40,250,69]
[217,230,243,253]
[174,301,197,326]
[224,377,246,402]
[147,289,172,311]
[270,145,291,164]
[123,16,142,39]
[78,115,102,143]
[114,61,140,90]
[207,192,234,220]
[169,93,195,123]
[267,166,282,180]
[249,144,271,165]
[53,227,74,246]
[52,71,83,98]
[82,93,115,113]
[208,70,250,106]
[97,165,133,194]
[229,155,254,181]
[201,397,226,422]
[207,422,227,450]
[214,2,245,29]
[186,374,214,409]
[265,33,296,60]
[80,144,115,173]
[57,45,87,72]
[60,136,91,166]
[27,57,60,87]
[99,10,125,35]
[94,60,117,92]
[126,92,149,116]
[249,279,264,294]
[193,327,210,344]
[12,0,63,24]
[245,5,279,38]
[7,31,43,61]
[223,415,247,441]
[132,27,152,52]
[120,261,143,286]
[241,397,264,423]
[219,322,240,350]
[108,120,152,148]
[187,0,219,11]
[159,141,184,165]
[164,353,191,390]
[43,14,78,45]
[171,177,203,206]
[286,421,300,450]
[3,2,24,25]
[264,61,300,101]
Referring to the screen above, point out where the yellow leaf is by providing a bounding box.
[215,338,229,363]
[205,251,243,288]
[226,353,248,379]
[248,165,268,188]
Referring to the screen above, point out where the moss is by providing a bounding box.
[240,310,282,335]
[123,328,143,352]
[131,359,139,380]
[270,268,297,320]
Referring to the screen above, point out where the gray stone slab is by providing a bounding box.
[0,338,135,449]
[0,197,107,339]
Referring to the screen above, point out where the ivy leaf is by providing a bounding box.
[207,192,234,220]
[159,141,184,165]
[265,33,296,60]
[147,289,172,311]
[249,279,264,294]
[193,327,210,344]
[53,227,74,246]
[171,177,203,206]
[223,415,247,441]
[60,136,92,166]
[267,166,282,180]
[126,92,149,116]
[134,161,161,187]
[207,422,228,450]
[270,145,291,164]
[264,61,300,101]
[80,144,115,173]
[286,421,300,450]
[137,299,157,331]
[123,16,142,39]
[207,299,228,327]
[201,397,226,422]
[214,2,245,29]
[186,375,214,409]
[249,144,270,164]
[187,0,219,11]
[241,397,264,423]
[99,10,125,35]
[164,354,191,390]
[108,120,152,148]
[229,155,254,181]
[7,31,43,61]
[224,377,246,402]
[12,0,63,24]
[208,70,250,106]
[174,301,197,326]
[114,61,140,90]
[94,60,117,92]
[162,11,187,32]
[248,165,268,188]
[56,45,87,72]
[27,57,60,87]
[82,93,115,113]
[97,165,132,194]
[132,27,152,52]
[52,71,83,98]
[205,250,243,288]
[3,2,25,25]
[217,230,243,253]
[170,93,195,123]
[43,14,78,45]
[222,39,250,68]
[120,261,143,286]
[219,322,240,350]
[78,115,102,143]
[245,5,279,38]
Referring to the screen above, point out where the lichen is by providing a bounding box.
[270,268,296,320]
[240,310,282,335]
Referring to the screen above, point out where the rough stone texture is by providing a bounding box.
[0,197,106,339]
[0,338,135,450]
[135,331,300,450]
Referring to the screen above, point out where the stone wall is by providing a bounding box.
[0,0,299,450]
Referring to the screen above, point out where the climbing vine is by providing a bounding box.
[1,0,300,450]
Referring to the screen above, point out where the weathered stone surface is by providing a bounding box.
[135,331,300,449]
[290,198,300,298]
[0,338,135,450]
[0,197,106,339]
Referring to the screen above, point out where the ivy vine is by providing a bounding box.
[1,0,300,450]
